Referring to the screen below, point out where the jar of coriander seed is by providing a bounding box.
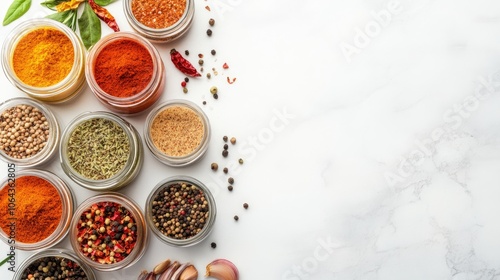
[60,111,143,191]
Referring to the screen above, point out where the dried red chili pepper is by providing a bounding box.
[89,0,120,32]
[170,49,201,77]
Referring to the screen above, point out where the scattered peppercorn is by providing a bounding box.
[185,50,189,56]
[223,136,228,142]
[228,177,234,184]
[183,87,188,94]
[209,18,215,26]
[207,73,211,79]
[203,101,207,105]
[227,186,233,191]
[238,158,244,164]
[184,77,189,83]
[243,203,248,209]
[181,81,187,87]
[223,167,228,174]
[213,93,218,100]
[230,137,236,144]
[211,242,217,249]
[198,59,204,66]
[210,86,218,94]
[222,150,228,157]
[211,162,218,171]
[223,144,228,150]
[207,29,212,36]
[211,49,216,55]
[223,63,229,69]
[151,182,210,240]
[234,215,239,221]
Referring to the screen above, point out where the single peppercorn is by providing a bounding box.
[230,137,236,144]
[238,158,244,164]
[211,242,217,248]
[243,203,249,209]
[223,167,228,174]
[185,50,189,55]
[228,177,234,184]
[183,87,188,94]
[209,18,215,26]
[203,101,207,105]
[223,144,228,150]
[223,136,228,142]
[211,162,218,171]
[228,185,233,191]
[207,29,212,36]
[222,150,228,157]
[213,93,219,99]
[184,77,189,82]
[210,86,218,94]
[234,215,239,221]
[199,59,204,65]
[207,73,212,79]
[211,49,216,55]
[181,81,187,87]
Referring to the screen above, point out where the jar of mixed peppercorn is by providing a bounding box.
[13,248,96,280]
[123,0,195,43]
[146,175,216,247]
[69,192,148,271]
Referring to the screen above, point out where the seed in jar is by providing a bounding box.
[0,104,50,159]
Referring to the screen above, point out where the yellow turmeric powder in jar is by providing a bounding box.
[12,27,74,87]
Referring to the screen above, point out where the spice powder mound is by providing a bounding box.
[67,118,130,180]
[150,106,204,157]
[12,27,74,87]
[0,176,62,243]
[131,0,186,29]
[0,104,50,159]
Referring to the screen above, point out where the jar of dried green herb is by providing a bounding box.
[0,97,60,167]
[146,176,216,247]
[144,100,210,167]
[69,192,148,271]
[60,111,143,191]
[13,248,96,280]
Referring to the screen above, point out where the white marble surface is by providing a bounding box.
[2,0,500,279]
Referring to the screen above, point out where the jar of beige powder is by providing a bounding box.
[144,100,210,167]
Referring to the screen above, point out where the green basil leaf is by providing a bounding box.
[40,0,66,11]
[94,0,114,6]
[46,9,77,31]
[3,0,32,26]
[78,2,101,49]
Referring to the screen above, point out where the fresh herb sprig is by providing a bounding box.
[2,0,119,49]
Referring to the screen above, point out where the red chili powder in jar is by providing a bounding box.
[94,39,154,98]
[131,0,186,29]
[0,176,62,243]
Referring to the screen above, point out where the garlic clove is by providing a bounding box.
[206,259,239,280]
[159,261,180,280]
[154,258,171,275]
[171,262,190,280]
[180,264,198,280]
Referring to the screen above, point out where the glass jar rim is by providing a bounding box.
[0,169,75,251]
[70,192,148,271]
[144,99,211,167]
[13,248,96,280]
[60,111,143,190]
[0,97,60,167]
[85,31,161,104]
[1,18,85,96]
[146,175,217,246]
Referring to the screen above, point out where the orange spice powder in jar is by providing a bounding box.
[131,0,187,29]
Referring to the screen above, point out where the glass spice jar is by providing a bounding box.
[146,176,217,247]
[85,32,165,115]
[0,97,60,168]
[13,248,96,280]
[60,111,143,191]
[1,19,86,103]
[144,100,211,167]
[69,192,148,271]
[123,0,195,43]
[0,169,75,251]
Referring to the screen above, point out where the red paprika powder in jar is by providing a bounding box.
[86,32,165,115]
